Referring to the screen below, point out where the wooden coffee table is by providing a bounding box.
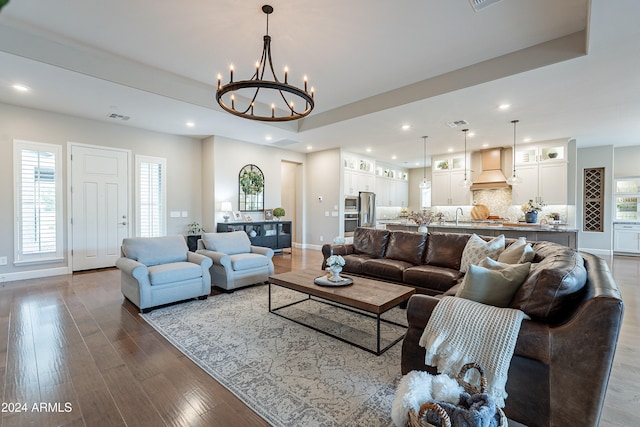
[268,269,415,355]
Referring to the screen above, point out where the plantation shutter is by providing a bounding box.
[137,156,166,237]
[14,140,63,263]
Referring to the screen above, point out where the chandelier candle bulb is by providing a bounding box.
[230,65,234,82]
[271,103,275,118]
[304,76,307,91]
[217,74,221,89]
[284,66,288,84]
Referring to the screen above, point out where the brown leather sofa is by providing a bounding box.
[322,227,624,427]
[322,227,470,295]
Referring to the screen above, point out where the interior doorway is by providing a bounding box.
[281,161,302,245]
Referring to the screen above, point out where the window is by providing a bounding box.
[136,155,166,237]
[420,185,432,209]
[14,140,63,264]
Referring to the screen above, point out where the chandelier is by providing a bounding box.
[216,5,315,122]
[419,136,431,189]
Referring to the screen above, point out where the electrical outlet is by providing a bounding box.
[319,235,324,242]
[0,256,7,266]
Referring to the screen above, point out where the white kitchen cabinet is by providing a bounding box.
[431,169,470,206]
[375,176,408,206]
[344,170,375,196]
[614,223,640,254]
[512,142,568,206]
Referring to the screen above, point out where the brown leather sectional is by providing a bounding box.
[321,227,624,427]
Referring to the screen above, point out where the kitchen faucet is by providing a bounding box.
[455,207,463,226]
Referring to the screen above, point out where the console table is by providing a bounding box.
[217,221,292,252]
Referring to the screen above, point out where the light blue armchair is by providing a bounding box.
[116,235,213,312]
[196,231,274,291]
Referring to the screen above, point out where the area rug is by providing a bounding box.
[141,283,409,427]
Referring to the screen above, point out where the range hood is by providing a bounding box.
[469,148,510,190]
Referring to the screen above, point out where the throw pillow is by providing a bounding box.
[459,234,505,273]
[456,257,531,307]
[498,237,535,264]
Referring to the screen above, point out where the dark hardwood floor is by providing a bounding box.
[0,249,637,426]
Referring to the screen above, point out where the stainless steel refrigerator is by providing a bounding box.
[358,192,376,227]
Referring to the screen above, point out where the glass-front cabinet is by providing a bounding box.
[614,177,640,221]
[515,142,566,165]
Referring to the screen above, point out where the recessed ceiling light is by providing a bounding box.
[498,103,511,110]
[186,121,195,127]
[265,136,272,141]
[523,137,532,143]
[366,148,372,153]
[306,145,312,150]
[448,148,454,153]
[402,124,411,131]
[391,155,397,160]
[482,143,490,148]
[468,132,476,137]
[12,84,30,92]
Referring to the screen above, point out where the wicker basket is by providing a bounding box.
[406,363,508,427]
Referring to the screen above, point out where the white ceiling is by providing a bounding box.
[1,0,639,168]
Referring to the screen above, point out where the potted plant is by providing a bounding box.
[325,254,345,282]
[273,207,285,220]
[187,222,205,235]
[521,199,545,223]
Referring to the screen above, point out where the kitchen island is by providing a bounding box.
[386,222,578,249]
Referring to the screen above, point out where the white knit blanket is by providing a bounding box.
[418,296,528,407]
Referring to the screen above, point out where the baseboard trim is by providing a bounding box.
[1,266,71,286]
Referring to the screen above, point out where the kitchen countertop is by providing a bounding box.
[388,222,578,233]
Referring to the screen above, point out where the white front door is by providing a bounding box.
[71,144,130,271]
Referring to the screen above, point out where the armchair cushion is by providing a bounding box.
[148,262,204,286]
[121,235,188,266]
[230,253,271,270]
[202,231,251,255]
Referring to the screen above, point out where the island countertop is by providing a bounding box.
[385,222,578,248]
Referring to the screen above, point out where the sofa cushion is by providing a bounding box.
[229,253,270,271]
[341,254,374,274]
[424,232,470,271]
[385,231,428,265]
[510,242,587,323]
[363,259,414,282]
[147,262,202,286]
[460,233,505,273]
[456,257,531,307]
[122,235,188,266]
[352,227,390,258]
[498,237,535,264]
[202,231,251,255]
[403,265,463,292]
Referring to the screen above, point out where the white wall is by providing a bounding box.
[305,149,341,247]
[208,136,306,238]
[0,102,203,280]
[614,146,640,177]
[577,145,614,255]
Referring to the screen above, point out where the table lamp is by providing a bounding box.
[221,201,233,222]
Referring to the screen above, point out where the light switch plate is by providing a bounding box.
[181,211,188,217]
[170,211,180,218]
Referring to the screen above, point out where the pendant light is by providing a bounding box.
[419,136,430,189]
[459,128,473,188]
[506,119,523,185]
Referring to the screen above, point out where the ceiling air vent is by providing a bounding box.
[108,113,130,121]
[447,119,469,128]
[469,0,503,12]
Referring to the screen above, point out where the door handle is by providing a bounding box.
[120,222,127,225]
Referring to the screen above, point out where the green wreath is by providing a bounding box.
[240,170,264,195]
